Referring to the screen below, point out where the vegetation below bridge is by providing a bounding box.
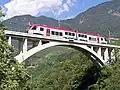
[25,44,120,90]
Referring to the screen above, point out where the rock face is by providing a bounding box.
[2,0,120,37]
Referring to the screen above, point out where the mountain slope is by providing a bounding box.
[63,0,120,37]
[2,15,70,32]
[2,15,58,32]
[2,0,120,37]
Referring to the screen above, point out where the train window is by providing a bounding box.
[101,38,103,40]
[89,37,96,41]
[78,34,81,37]
[85,35,87,38]
[93,38,96,41]
[31,26,36,30]
[89,37,91,40]
[65,32,68,35]
[56,32,58,35]
[69,33,71,36]
[60,32,63,36]
[72,33,75,36]
[51,31,55,35]
[40,27,44,31]
[82,35,84,37]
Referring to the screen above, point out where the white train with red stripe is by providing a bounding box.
[26,24,107,44]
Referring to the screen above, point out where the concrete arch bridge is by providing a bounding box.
[5,30,120,67]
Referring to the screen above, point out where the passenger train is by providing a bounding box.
[26,24,107,44]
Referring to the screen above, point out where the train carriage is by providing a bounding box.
[63,30,76,40]
[27,24,107,44]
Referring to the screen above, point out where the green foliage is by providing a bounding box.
[112,41,120,46]
[90,63,120,90]
[0,23,30,89]
[27,48,94,90]
[0,7,5,21]
[89,43,120,90]
[27,41,120,90]
[0,7,3,17]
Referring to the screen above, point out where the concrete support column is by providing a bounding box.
[111,48,115,60]
[107,48,113,63]
[91,46,93,51]
[23,38,27,53]
[104,48,109,61]
[97,47,101,57]
[101,48,105,60]
[38,40,42,46]
[8,36,12,45]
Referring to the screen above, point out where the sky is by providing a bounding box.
[0,0,111,20]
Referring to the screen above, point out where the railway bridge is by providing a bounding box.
[5,30,120,67]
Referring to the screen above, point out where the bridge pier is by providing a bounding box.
[111,49,116,60]
[38,40,42,45]
[107,48,113,64]
[8,36,12,45]
[91,46,93,51]
[104,48,109,64]
[110,48,116,63]
[23,38,28,53]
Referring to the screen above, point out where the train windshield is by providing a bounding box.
[31,26,36,30]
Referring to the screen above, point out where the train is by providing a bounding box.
[26,24,107,44]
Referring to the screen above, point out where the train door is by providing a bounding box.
[97,37,99,43]
[46,29,50,36]
[75,30,78,40]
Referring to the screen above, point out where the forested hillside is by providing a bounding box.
[26,46,97,90]
[26,44,120,90]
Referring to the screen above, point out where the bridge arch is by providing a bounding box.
[15,41,105,67]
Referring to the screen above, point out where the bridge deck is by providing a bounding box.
[5,30,120,48]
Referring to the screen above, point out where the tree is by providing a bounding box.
[89,42,120,90]
[0,7,3,17]
[27,47,94,90]
[0,7,30,90]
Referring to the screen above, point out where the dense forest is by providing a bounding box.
[25,44,120,90]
